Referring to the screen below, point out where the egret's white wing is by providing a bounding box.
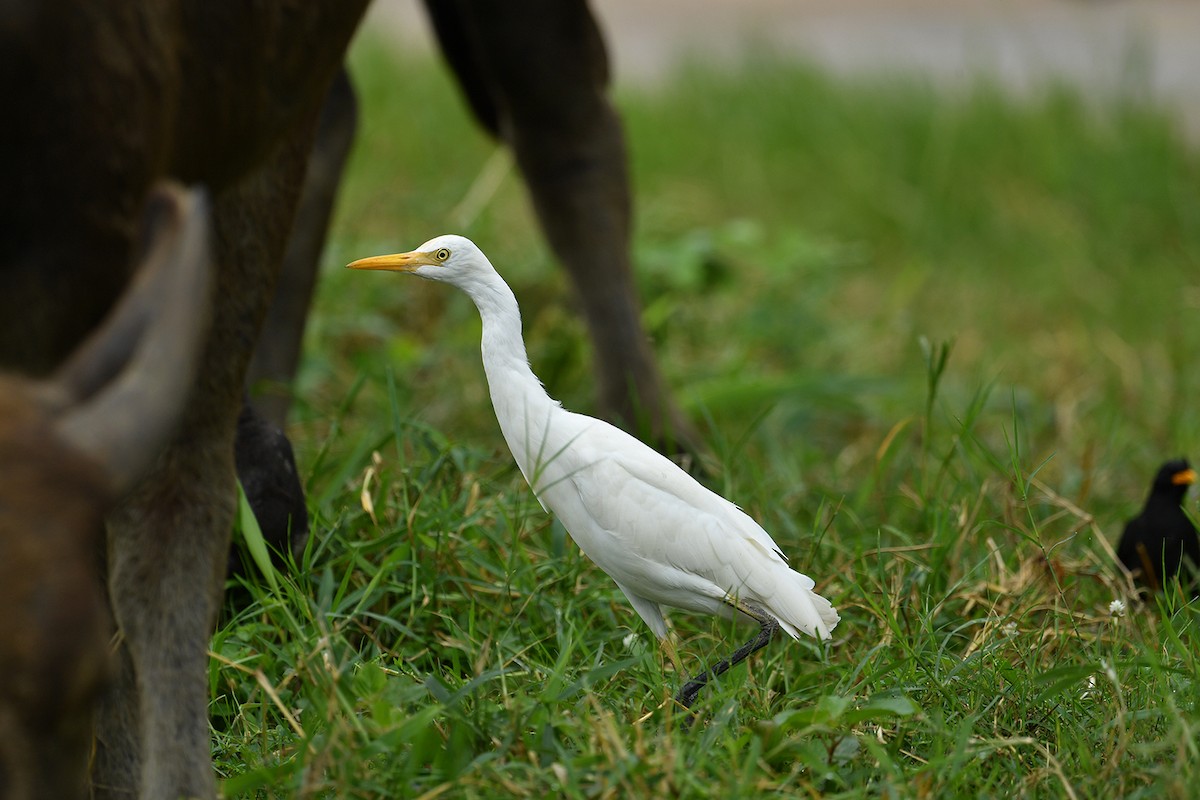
[566,414,789,562]
[526,413,837,638]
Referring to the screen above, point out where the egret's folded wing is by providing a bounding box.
[562,419,790,578]
[548,416,838,641]
[589,427,787,557]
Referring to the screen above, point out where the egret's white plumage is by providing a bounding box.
[349,235,838,705]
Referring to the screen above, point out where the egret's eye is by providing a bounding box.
[435,248,451,262]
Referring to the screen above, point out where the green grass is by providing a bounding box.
[218,36,1200,798]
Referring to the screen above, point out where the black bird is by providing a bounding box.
[1117,459,1199,595]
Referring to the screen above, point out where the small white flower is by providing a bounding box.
[1081,675,1097,700]
[1001,621,1018,637]
[1109,599,1126,617]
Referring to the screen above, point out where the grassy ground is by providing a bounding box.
[215,36,1200,798]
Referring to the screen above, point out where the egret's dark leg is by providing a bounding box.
[675,616,781,710]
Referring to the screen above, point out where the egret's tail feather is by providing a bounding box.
[770,568,840,641]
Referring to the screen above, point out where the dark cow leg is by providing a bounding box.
[218,70,358,597]
[232,72,357,587]
[426,0,704,460]
[90,645,141,799]
[228,397,309,581]
[93,133,315,799]
[247,69,359,428]
[97,441,235,798]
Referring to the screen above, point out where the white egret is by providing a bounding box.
[348,235,839,708]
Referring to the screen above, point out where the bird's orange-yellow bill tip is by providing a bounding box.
[1172,468,1198,485]
[346,251,426,271]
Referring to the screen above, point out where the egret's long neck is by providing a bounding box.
[467,274,535,383]
[462,271,561,478]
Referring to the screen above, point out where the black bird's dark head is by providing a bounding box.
[1149,458,1196,501]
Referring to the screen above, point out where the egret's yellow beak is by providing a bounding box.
[346,250,433,272]
[1172,468,1197,486]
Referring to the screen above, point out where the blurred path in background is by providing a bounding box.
[364,0,1200,137]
